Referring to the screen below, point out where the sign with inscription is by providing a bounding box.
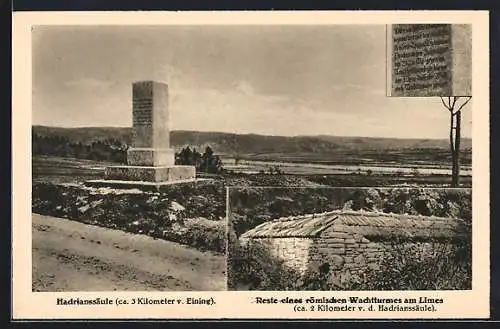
[387,24,471,97]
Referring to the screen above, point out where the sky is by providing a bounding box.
[32,25,472,139]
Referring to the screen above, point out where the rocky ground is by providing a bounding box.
[32,214,227,291]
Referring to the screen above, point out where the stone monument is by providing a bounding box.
[86,81,196,189]
[387,24,472,97]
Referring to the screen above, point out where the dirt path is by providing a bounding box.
[32,214,227,291]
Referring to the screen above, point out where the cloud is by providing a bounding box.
[64,78,116,89]
[37,75,471,139]
[330,83,385,96]
[152,64,184,86]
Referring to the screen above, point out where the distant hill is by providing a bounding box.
[33,126,134,145]
[314,135,472,151]
[32,125,472,156]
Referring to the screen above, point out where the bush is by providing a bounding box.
[163,218,226,253]
[346,239,472,290]
[229,187,472,237]
[32,182,227,253]
[175,145,224,174]
[229,239,471,291]
[228,242,302,290]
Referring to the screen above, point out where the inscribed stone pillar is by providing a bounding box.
[127,81,176,166]
[99,80,196,184]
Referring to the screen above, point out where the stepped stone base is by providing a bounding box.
[84,178,211,191]
[104,165,196,182]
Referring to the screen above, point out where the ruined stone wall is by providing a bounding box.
[303,230,384,286]
[240,226,460,287]
[239,237,312,273]
[307,227,455,286]
[308,232,371,272]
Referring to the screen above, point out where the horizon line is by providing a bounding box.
[31,124,472,141]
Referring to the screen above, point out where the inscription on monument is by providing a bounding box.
[132,98,153,126]
[391,24,453,97]
[132,81,154,126]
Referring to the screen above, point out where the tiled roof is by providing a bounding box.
[239,210,468,240]
[239,212,339,239]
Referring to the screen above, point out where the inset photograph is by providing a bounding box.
[228,187,471,291]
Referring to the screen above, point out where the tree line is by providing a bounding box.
[32,133,224,173]
[175,146,223,174]
[33,133,127,163]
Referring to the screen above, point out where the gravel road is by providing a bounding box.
[32,214,226,291]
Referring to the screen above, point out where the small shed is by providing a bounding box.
[239,210,469,277]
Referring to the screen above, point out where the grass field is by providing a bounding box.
[32,156,111,184]
[222,157,472,176]
[229,147,471,168]
[33,155,472,188]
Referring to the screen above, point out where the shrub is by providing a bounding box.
[228,241,302,291]
[228,228,472,291]
[163,218,226,254]
[32,182,227,253]
[230,187,472,239]
[346,239,472,290]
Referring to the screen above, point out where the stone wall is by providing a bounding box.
[240,225,463,287]
[307,230,388,285]
[240,237,312,273]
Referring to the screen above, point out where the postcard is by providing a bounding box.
[12,10,489,319]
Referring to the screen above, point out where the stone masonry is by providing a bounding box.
[239,210,469,286]
[87,81,196,187]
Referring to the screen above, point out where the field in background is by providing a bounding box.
[32,125,472,187]
[32,125,472,167]
[222,157,472,176]
[33,155,471,188]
